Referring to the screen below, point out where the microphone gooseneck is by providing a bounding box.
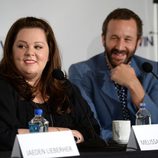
[48,69,65,127]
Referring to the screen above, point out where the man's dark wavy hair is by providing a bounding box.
[102,8,143,40]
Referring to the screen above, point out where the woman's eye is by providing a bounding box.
[35,45,42,50]
[17,44,27,49]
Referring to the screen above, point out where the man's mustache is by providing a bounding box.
[111,49,127,55]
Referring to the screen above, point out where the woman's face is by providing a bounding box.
[13,28,49,84]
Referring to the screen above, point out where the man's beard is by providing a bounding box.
[105,47,137,68]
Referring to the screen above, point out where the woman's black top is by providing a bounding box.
[0,76,102,151]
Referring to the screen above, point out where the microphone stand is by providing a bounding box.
[52,69,109,149]
[151,71,158,80]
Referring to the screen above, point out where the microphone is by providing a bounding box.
[52,69,109,148]
[52,69,65,80]
[142,62,158,80]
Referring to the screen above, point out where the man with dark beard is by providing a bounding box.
[68,8,158,142]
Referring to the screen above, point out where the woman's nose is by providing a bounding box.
[24,47,35,56]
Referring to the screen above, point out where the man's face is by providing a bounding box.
[102,19,141,68]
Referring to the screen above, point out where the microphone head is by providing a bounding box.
[142,62,153,73]
[52,69,65,80]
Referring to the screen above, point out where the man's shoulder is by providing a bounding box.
[70,53,104,69]
[133,55,158,66]
[69,53,105,77]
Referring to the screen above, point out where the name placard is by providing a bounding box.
[11,130,80,158]
[127,124,158,151]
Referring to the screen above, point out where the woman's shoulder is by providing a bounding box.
[0,75,15,92]
[0,75,10,84]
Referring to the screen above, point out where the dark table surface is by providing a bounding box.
[1,145,158,158]
[1,149,158,158]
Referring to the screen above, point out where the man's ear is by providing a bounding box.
[101,35,106,46]
[136,37,142,48]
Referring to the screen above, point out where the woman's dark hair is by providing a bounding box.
[102,8,143,39]
[0,17,70,114]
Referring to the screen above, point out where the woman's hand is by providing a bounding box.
[48,127,84,143]
[18,127,84,144]
[18,129,30,134]
[48,127,69,132]
[71,130,84,143]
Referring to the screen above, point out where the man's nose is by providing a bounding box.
[115,39,126,50]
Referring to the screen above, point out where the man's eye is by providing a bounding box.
[125,38,132,43]
[111,36,118,40]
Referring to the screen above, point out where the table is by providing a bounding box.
[79,150,158,158]
[1,149,158,158]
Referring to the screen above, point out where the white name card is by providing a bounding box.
[127,124,158,151]
[11,130,80,158]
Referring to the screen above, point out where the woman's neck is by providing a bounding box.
[33,91,49,104]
